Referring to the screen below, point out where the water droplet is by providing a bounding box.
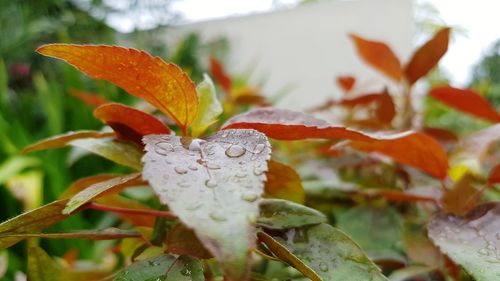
[253,143,266,154]
[247,213,257,223]
[253,165,266,176]
[235,171,247,178]
[148,260,161,266]
[318,262,328,272]
[478,248,489,256]
[154,141,174,155]
[225,144,246,158]
[177,180,190,188]
[210,211,227,221]
[189,139,205,152]
[188,164,198,171]
[221,131,229,138]
[207,163,221,170]
[181,268,192,276]
[241,192,258,202]
[174,166,188,174]
[205,179,217,188]
[186,202,202,210]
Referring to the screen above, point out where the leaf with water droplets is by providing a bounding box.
[37,44,198,132]
[142,129,271,280]
[257,199,326,230]
[189,74,223,137]
[113,254,204,281]
[63,173,143,214]
[259,223,389,281]
[94,103,171,146]
[428,203,500,281]
[0,200,71,249]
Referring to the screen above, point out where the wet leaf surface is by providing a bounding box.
[428,203,500,281]
[94,103,171,145]
[429,86,500,123]
[22,131,114,154]
[142,129,271,280]
[264,160,305,203]
[63,173,143,214]
[37,44,198,131]
[404,27,450,85]
[260,223,389,281]
[257,199,327,230]
[0,200,70,249]
[114,254,204,281]
[349,34,403,81]
[0,227,141,240]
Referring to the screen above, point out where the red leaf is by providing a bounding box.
[422,127,458,143]
[348,131,449,179]
[488,164,500,185]
[339,90,396,124]
[94,103,171,146]
[222,107,379,141]
[429,86,500,123]
[337,75,356,93]
[349,34,403,81]
[210,57,232,94]
[37,44,198,133]
[405,27,451,85]
[70,89,109,107]
[264,160,305,204]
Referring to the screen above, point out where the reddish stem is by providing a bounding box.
[85,203,177,219]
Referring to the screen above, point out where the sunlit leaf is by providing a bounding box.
[488,164,500,185]
[114,254,204,281]
[189,74,223,137]
[63,173,143,214]
[166,223,212,259]
[0,200,70,249]
[210,57,232,94]
[337,75,356,93]
[70,138,143,170]
[260,223,389,281]
[22,131,114,154]
[0,228,141,240]
[257,199,326,230]
[142,129,271,280]
[404,27,451,85]
[37,44,198,132]
[94,103,171,146]
[429,86,500,123]
[349,34,403,81]
[428,203,500,281]
[70,89,109,107]
[264,160,305,203]
[347,131,449,179]
[336,206,404,262]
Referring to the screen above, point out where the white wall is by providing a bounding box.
[163,0,414,110]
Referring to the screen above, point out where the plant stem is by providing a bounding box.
[85,203,177,219]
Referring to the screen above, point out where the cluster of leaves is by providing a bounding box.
[0,26,499,281]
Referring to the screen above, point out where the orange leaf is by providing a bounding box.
[348,131,449,179]
[337,75,356,93]
[339,90,395,124]
[349,34,403,81]
[488,164,500,185]
[429,86,500,123]
[36,44,198,133]
[210,57,232,94]
[264,160,305,204]
[442,174,478,215]
[94,103,171,146]
[70,89,109,107]
[223,108,380,141]
[422,127,458,143]
[405,27,451,85]
[22,131,114,154]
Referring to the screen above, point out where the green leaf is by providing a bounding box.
[428,203,500,281]
[114,255,204,281]
[257,199,326,230]
[63,173,142,214]
[336,206,404,262]
[142,129,271,280]
[189,74,223,137]
[27,246,60,281]
[388,266,436,281]
[0,200,70,249]
[0,228,141,240]
[70,138,143,170]
[260,223,389,281]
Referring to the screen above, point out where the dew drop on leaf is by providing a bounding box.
[318,262,329,272]
[154,142,174,155]
[253,143,266,154]
[188,164,198,171]
[177,180,190,188]
[174,166,188,175]
[225,144,246,158]
[241,192,258,202]
[210,211,227,221]
[207,163,221,170]
[205,179,217,188]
